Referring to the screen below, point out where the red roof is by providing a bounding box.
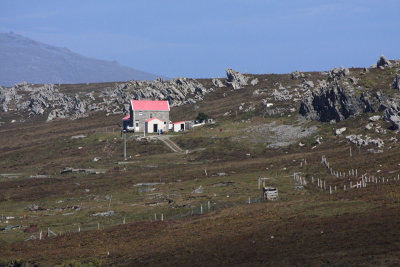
[145,117,164,123]
[122,115,130,120]
[173,121,185,124]
[131,100,170,111]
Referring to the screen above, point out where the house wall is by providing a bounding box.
[145,118,166,133]
[131,107,169,132]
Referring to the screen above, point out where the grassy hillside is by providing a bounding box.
[1,64,400,266]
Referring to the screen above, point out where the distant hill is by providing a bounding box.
[0,32,161,86]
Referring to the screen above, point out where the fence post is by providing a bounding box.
[78,226,80,233]
[154,213,157,221]
[208,201,210,210]
[201,205,203,214]
[98,222,100,230]
[248,197,251,204]
[161,214,164,221]
[123,217,126,224]
[40,230,42,240]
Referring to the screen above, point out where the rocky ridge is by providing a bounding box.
[0,69,255,122]
[300,56,400,129]
[0,77,215,121]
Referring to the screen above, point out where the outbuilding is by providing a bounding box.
[145,118,165,133]
[172,121,185,132]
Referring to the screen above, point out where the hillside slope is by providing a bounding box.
[0,32,160,86]
[1,56,400,266]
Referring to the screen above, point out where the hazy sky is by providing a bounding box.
[1,0,399,78]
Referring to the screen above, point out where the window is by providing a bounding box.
[164,121,166,124]
[139,112,143,116]
[150,113,153,118]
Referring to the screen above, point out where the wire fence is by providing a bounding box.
[23,196,268,241]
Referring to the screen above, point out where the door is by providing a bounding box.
[135,120,140,131]
[153,124,158,133]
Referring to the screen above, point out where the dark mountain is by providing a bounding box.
[0,32,161,86]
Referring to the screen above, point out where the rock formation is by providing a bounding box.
[212,78,225,88]
[0,76,214,122]
[225,69,249,89]
[377,55,392,68]
[393,74,400,90]
[299,65,386,122]
[384,101,400,129]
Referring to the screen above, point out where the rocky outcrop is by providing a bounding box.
[393,74,400,90]
[299,81,382,122]
[328,67,350,81]
[250,78,259,86]
[226,69,249,89]
[377,55,392,68]
[384,101,400,129]
[0,76,213,122]
[346,134,384,148]
[212,78,225,88]
[0,86,21,112]
[299,63,389,123]
[291,71,305,79]
[272,89,292,101]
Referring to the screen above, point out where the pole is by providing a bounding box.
[123,133,127,160]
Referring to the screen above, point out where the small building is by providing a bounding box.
[263,187,278,201]
[172,121,185,132]
[122,100,170,133]
[145,118,165,133]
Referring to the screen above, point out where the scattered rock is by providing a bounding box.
[250,78,259,86]
[71,134,87,139]
[192,185,204,194]
[369,115,381,122]
[212,78,225,88]
[365,123,373,130]
[91,211,115,217]
[291,70,305,79]
[25,204,44,211]
[346,134,384,148]
[253,89,268,95]
[272,89,292,101]
[335,127,347,135]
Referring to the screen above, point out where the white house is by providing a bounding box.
[172,121,185,132]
